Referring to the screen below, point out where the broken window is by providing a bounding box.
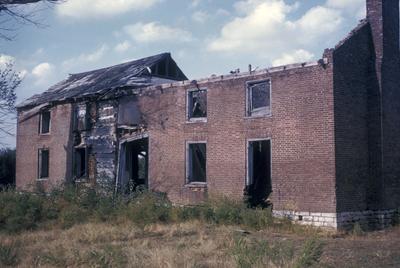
[39,110,51,134]
[38,149,49,179]
[247,80,271,117]
[187,143,206,183]
[73,148,88,179]
[74,104,91,131]
[188,89,207,120]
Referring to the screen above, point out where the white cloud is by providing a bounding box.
[326,0,363,10]
[192,10,209,24]
[31,62,55,86]
[190,0,202,9]
[216,8,230,17]
[62,45,108,70]
[297,6,342,42]
[123,22,193,43]
[114,41,131,53]
[326,0,365,18]
[57,0,161,19]
[33,48,44,56]
[208,0,343,62]
[272,49,314,66]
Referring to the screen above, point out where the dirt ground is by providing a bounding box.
[319,227,400,267]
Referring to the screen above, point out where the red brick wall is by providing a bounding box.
[16,104,73,191]
[139,63,337,213]
[332,22,380,212]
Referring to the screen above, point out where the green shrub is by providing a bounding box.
[59,204,88,229]
[37,247,68,267]
[0,187,275,232]
[351,223,364,236]
[0,242,19,266]
[175,205,202,221]
[93,196,121,222]
[0,191,45,233]
[240,207,273,230]
[126,191,172,227]
[294,237,324,268]
[212,198,244,225]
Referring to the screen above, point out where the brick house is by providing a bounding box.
[16,0,400,229]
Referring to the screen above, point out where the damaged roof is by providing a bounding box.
[17,52,188,109]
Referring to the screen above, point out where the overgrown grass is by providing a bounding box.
[231,236,295,268]
[0,241,19,266]
[0,186,278,234]
[295,237,324,268]
[230,235,323,268]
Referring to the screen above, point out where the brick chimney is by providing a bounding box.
[367,0,399,81]
[366,1,400,210]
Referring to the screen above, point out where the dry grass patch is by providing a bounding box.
[0,221,328,267]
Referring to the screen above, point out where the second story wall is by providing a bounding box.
[136,61,336,213]
[16,103,73,191]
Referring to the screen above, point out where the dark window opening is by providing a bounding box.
[157,59,167,76]
[247,80,271,116]
[38,149,49,179]
[74,148,87,179]
[118,138,148,193]
[187,143,206,183]
[188,89,207,119]
[168,59,177,77]
[39,111,51,134]
[246,140,272,207]
[149,59,186,81]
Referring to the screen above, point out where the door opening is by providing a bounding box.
[119,138,148,193]
[246,140,272,207]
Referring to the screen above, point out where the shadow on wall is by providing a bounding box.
[0,148,16,188]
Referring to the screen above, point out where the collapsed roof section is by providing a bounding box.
[17,52,188,109]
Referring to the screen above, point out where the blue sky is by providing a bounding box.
[1,0,366,146]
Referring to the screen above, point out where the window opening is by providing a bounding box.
[38,149,49,179]
[187,143,206,183]
[188,89,207,120]
[247,80,271,116]
[246,140,272,207]
[39,111,51,134]
[74,148,87,179]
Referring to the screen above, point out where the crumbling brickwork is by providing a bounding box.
[15,0,400,229]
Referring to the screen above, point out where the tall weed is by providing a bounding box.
[0,241,19,266]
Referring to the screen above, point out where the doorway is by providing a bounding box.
[118,138,148,193]
[246,139,272,207]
